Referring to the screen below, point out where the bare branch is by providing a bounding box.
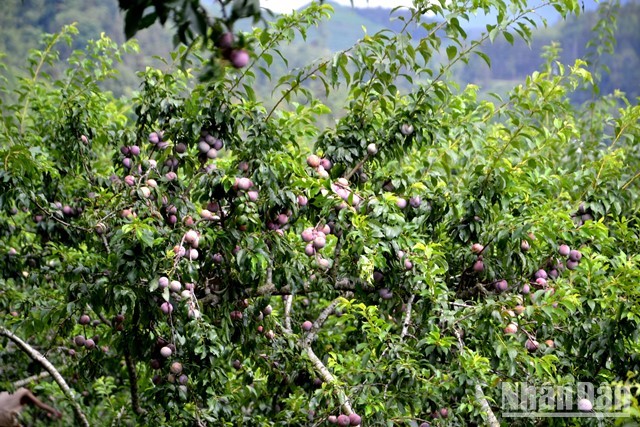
[475,384,500,427]
[251,282,307,296]
[304,345,353,416]
[0,326,90,427]
[453,328,500,427]
[30,197,91,232]
[12,372,51,388]
[283,295,293,333]
[91,306,112,328]
[454,328,465,350]
[400,294,415,339]
[123,345,146,416]
[450,301,475,309]
[278,297,354,417]
[344,155,370,181]
[101,234,111,254]
[302,298,340,347]
[266,267,273,288]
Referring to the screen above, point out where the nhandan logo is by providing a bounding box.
[500,382,637,418]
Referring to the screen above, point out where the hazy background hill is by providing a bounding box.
[0,0,638,102]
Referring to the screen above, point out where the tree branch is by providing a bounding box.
[344,154,370,181]
[475,384,500,427]
[90,305,112,328]
[400,294,415,339]
[123,344,146,416]
[0,327,90,427]
[453,328,500,427]
[283,295,293,333]
[450,301,475,309]
[278,297,354,416]
[304,345,353,416]
[12,372,51,388]
[302,298,339,347]
[246,277,361,297]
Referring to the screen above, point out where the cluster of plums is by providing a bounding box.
[71,313,116,354]
[266,210,292,236]
[120,144,141,171]
[503,243,584,353]
[232,302,275,340]
[148,131,169,150]
[470,243,486,273]
[327,412,361,426]
[331,178,362,208]
[306,154,333,178]
[158,277,199,318]
[150,338,188,387]
[522,243,583,296]
[572,202,594,227]
[374,250,413,301]
[300,223,334,269]
[173,229,200,261]
[196,130,224,161]
[35,201,84,222]
[215,32,250,68]
[558,244,583,271]
[396,195,422,209]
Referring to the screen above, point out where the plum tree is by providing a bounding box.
[0,1,639,426]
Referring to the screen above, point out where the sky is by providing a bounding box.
[261,0,415,13]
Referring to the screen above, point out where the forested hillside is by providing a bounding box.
[458,0,640,101]
[0,0,174,97]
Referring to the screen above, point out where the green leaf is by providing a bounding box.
[446,45,457,61]
[124,5,145,39]
[503,31,514,45]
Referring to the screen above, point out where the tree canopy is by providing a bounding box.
[1,1,639,426]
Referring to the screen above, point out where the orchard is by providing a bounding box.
[1,0,640,426]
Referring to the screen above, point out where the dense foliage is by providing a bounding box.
[1,1,640,426]
[2,1,639,102]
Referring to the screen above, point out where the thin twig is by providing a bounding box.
[101,234,111,254]
[112,405,127,427]
[0,327,90,427]
[31,198,90,232]
[91,306,112,328]
[450,302,475,308]
[11,372,51,388]
[344,155,369,181]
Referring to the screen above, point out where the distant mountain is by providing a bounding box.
[319,0,603,31]
[283,0,606,51]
